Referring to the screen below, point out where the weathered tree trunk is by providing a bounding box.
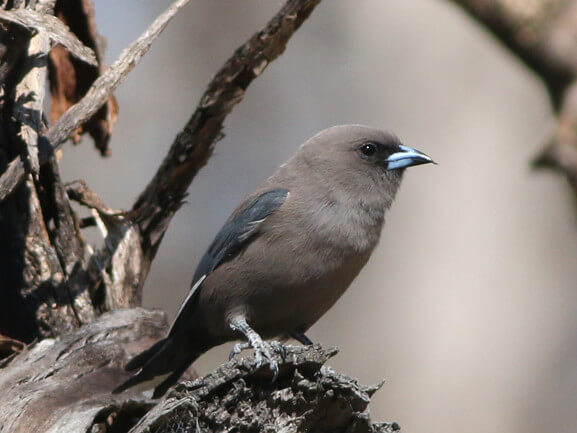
[0,0,117,343]
[0,308,166,433]
[0,0,397,431]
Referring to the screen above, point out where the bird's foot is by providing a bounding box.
[229,339,286,381]
[251,338,279,381]
[269,340,287,361]
[229,341,250,360]
[229,340,286,362]
[229,316,287,381]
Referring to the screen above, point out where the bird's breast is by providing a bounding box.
[200,188,388,338]
[291,191,386,254]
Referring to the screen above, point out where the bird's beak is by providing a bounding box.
[385,145,435,170]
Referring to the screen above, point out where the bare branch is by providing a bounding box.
[0,334,24,357]
[0,7,97,66]
[533,81,577,192]
[449,0,577,197]
[0,0,191,202]
[133,0,323,267]
[49,0,119,156]
[66,179,118,214]
[13,1,54,177]
[450,0,576,105]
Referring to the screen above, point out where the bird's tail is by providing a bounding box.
[112,336,203,398]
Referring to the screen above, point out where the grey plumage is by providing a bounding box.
[114,125,433,398]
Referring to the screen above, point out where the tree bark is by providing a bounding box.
[3,0,572,430]
[0,308,166,433]
[0,310,398,433]
[131,344,398,433]
[0,0,395,431]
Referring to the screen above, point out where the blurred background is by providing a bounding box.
[60,1,577,432]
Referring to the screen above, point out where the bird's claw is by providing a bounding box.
[229,341,250,360]
[269,340,287,362]
[230,339,286,381]
[228,317,285,382]
[252,339,282,382]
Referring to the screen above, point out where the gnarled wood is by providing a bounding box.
[130,345,398,433]
[0,0,191,203]
[0,308,167,433]
[0,311,394,433]
[0,0,397,431]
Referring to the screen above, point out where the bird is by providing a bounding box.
[113,124,434,398]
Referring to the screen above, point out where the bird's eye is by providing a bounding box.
[360,142,377,157]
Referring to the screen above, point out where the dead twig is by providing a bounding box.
[12,1,54,177]
[133,0,323,270]
[0,7,97,66]
[0,0,191,202]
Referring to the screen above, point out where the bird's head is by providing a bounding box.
[297,125,434,194]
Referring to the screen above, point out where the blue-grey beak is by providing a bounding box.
[385,145,434,170]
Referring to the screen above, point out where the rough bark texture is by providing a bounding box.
[0,310,397,433]
[131,345,399,433]
[0,0,395,431]
[0,0,190,202]
[0,308,167,433]
[7,0,574,430]
[0,0,90,343]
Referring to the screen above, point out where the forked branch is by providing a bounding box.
[0,0,191,201]
[132,0,323,269]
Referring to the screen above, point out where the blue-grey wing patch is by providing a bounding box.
[169,188,289,334]
[192,188,289,282]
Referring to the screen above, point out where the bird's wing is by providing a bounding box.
[193,187,289,281]
[169,187,289,334]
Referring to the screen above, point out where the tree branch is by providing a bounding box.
[0,310,395,432]
[131,345,398,433]
[12,0,54,177]
[133,0,322,270]
[451,0,576,105]
[0,6,97,66]
[449,0,577,196]
[0,0,191,202]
